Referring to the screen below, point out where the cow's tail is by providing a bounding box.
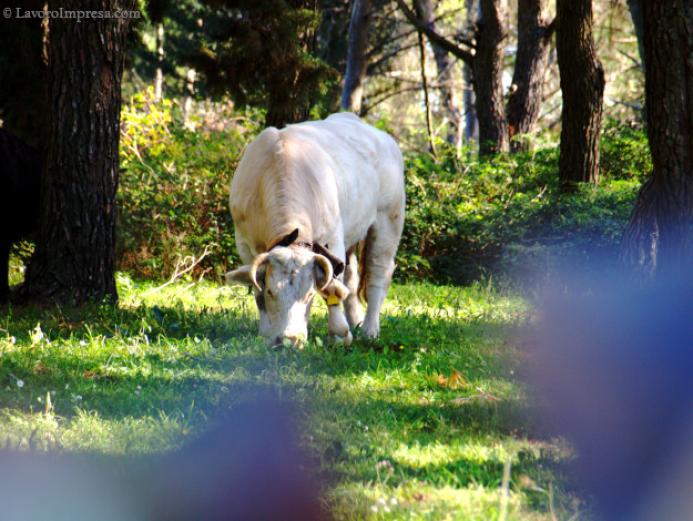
[357,237,370,304]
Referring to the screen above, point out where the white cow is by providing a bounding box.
[226,112,405,347]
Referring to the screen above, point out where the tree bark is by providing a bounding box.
[473,0,508,155]
[556,0,604,189]
[21,0,135,305]
[414,0,462,146]
[621,1,693,277]
[506,0,553,152]
[341,0,372,112]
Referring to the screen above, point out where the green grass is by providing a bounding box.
[0,274,583,520]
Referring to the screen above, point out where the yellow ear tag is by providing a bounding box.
[326,294,340,306]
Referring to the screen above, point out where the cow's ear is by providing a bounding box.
[319,278,350,305]
[275,228,300,248]
[225,266,255,287]
[312,243,345,276]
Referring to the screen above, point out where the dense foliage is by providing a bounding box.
[118,94,650,284]
[400,120,650,284]
[118,89,260,278]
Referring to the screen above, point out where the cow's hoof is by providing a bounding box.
[329,331,353,347]
[360,322,379,339]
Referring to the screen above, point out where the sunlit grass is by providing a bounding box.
[0,273,582,520]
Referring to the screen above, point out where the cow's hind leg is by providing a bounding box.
[0,241,10,302]
[343,248,364,328]
[360,206,404,338]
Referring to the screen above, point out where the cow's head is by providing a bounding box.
[226,230,348,347]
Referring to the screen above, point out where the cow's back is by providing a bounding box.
[230,113,404,255]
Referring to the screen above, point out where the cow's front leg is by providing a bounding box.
[318,236,352,346]
[327,301,352,346]
[343,250,364,328]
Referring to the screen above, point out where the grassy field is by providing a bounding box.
[0,274,582,520]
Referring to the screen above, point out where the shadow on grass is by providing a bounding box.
[0,297,527,433]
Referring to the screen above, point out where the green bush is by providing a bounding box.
[399,135,646,284]
[600,119,652,180]
[118,89,260,280]
[118,95,649,285]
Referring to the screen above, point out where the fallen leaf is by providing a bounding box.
[434,370,469,390]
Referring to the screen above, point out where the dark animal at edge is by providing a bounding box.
[0,128,41,302]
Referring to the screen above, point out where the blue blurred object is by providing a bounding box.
[531,272,693,521]
[0,393,329,521]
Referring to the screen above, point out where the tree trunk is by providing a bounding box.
[506,0,553,152]
[21,0,135,305]
[463,0,479,144]
[415,0,462,146]
[154,22,164,101]
[620,2,693,277]
[266,93,312,129]
[556,0,604,189]
[626,0,645,67]
[341,0,372,112]
[416,29,436,155]
[472,0,509,156]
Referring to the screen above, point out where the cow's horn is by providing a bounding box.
[249,253,270,292]
[314,254,333,292]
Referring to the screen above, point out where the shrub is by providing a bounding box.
[118,88,261,280]
[600,119,651,180]
[117,95,649,285]
[399,136,645,284]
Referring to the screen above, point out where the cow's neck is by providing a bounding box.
[264,181,314,252]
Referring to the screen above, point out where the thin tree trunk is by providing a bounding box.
[415,0,462,146]
[556,0,604,189]
[625,0,645,68]
[266,93,311,128]
[21,0,135,305]
[473,0,509,155]
[506,0,553,152]
[341,0,372,112]
[154,22,164,101]
[621,1,693,277]
[183,68,196,129]
[417,30,436,156]
[463,0,479,145]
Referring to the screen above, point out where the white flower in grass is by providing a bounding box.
[16,379,24,388]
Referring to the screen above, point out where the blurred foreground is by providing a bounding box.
[531,272,693,521]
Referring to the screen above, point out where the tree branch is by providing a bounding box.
[393,0,475,64]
